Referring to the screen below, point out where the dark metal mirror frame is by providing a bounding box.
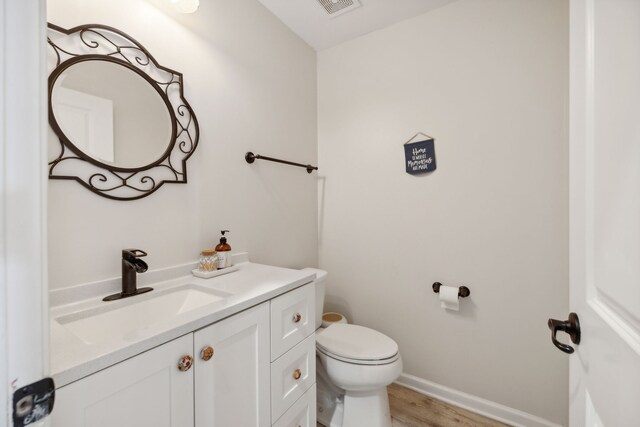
[47,23,199,200]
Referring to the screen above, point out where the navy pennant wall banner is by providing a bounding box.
[404,132,436,175]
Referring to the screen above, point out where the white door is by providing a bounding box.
[194,302,270,427]
[1,0,50,426]
[568,0,640,425]
[51,334,194,427]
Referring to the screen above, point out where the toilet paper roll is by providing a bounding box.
[322,312,348,328]
[439,285,460,311]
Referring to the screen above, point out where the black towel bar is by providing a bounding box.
[245,152,318,174]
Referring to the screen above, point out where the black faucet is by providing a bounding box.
[103,249,153,301]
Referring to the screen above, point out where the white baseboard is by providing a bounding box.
[394,373,563,427]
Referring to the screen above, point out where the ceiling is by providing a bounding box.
[256,0,458,51]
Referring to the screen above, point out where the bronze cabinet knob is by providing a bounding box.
[293,368,302,380]
[292,312,302,323]
[178,355,193,372]
[200,346,214,361]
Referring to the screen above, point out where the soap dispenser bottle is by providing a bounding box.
[215,230,232,269]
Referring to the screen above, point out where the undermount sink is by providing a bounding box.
[56,284,232,345]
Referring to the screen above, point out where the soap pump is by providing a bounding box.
[215,230,232,269]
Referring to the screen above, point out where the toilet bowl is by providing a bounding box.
[301,268,403,427]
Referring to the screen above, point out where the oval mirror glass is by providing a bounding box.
[51,60,173,169]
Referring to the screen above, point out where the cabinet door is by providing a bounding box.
[52,334,194,427]
[194,302,270,427]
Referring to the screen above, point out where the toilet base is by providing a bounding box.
[316,362,393,427]
[317,391,343,427]
[317,388,392,427]
[317,362,343,427]
[342,389,392,427]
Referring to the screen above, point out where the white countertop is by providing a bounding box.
[50,261,315,388]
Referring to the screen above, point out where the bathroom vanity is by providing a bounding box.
[49,260,317,427]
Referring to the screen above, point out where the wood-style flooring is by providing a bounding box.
[388,384,510,426]
[318,383,510,427]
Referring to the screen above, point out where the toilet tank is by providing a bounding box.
[300,268,327,330]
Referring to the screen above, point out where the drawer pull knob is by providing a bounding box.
[201,346,214,361]
[293,312,302,323]
[293,368,302,380]
[178,355,193,372]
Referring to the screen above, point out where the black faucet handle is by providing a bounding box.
[122,249,148,260]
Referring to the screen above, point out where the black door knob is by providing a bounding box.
[547,312,581,354]
[547,313,580,354]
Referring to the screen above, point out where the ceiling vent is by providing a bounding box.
[316,0,361,18]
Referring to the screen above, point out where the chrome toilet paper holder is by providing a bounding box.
[432,282,471,298]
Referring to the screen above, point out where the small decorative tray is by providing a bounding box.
[191,264,239,279]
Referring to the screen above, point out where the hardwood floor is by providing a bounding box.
[317,384,510,427]
[388,384,510,427]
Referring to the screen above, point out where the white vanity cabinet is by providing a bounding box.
[52,333,194,427]
[194,302,270,426]
[52,282,316,427]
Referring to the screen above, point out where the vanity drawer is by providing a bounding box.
[271,333,316,423]
[273,387,316,427]
[271,283,315,361]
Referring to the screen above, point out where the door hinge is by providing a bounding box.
[12,377,55,427]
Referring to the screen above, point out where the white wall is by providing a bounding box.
[318,0,569,424]
[47,0,318,289]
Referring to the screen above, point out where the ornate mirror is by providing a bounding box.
[47,24,199,200]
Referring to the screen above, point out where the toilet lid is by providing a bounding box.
[316,324,399,361]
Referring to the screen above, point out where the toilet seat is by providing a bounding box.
[316,324,399,365]
[317,346,400,365]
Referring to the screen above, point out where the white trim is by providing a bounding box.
[395,373,562,427]
[568,1,588,425]
[0,0,8,423]
[583,0,595,305]
[38,0,50,379]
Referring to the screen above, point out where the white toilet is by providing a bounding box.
[302,268,403,427]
